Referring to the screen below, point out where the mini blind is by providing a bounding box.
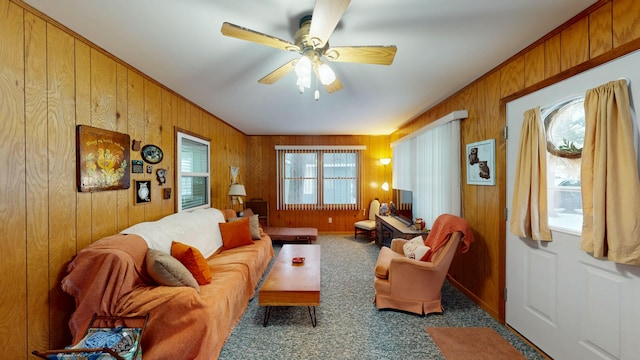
[177,132,210,211]
[275,145,365,211]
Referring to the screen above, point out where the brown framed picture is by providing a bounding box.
[76,125,131,192]
[135,180,151,204]
[466,139,495,186]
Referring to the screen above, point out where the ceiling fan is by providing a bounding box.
[220,0,397,98]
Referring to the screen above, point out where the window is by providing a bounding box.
[177,131,210,211]
[276,146,364,210]
[543,96,585,233]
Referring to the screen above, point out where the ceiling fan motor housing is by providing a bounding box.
[295,15,328,53]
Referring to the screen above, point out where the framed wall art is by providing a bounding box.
[131,160,144,174]
[135,180,151,204]
[76,125,131,192]
[466,139,495,186]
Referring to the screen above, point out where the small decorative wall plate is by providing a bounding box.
[141,144,163,164]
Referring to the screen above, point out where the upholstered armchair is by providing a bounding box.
[373,214,473,315]
[354,199,380,239]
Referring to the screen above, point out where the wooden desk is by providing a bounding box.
[375,214,427,248]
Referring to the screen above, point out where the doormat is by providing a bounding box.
[426,327,526,360]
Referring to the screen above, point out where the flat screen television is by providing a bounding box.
[391,188,413,225]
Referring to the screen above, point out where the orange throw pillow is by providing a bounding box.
[219,218,254,250]
[170,241,212,285]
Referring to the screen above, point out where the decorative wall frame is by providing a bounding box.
[466,139,495,186]
[131,160,144,174]
[135,180,151,204]
[76,125,131,192]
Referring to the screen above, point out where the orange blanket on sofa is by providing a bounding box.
[62,233,273,359]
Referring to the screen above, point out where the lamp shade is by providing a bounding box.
[228,184,246,197]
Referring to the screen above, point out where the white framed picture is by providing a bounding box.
[466,139,495,186]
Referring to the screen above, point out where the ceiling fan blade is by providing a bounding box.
[221,22,300,52]
[258,59,297,85]
[324,46,397,65]
[308,0,351,48]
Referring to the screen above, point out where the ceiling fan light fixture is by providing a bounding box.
[222,2,397,95]
[295,55,312,90]
[318,63,336,85]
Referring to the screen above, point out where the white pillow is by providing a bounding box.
[402,235,431,261]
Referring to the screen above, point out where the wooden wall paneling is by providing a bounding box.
[220,118,235,211]
[0,1,26,356]
[524,44,546,87]
[127,71,146,225]
[75,41,92,249]
[245,135,263,202]
[484,77,505,320]
[500,56,525,98]
[176,95,187,129]
[613,0,640,47]
[217,119,229,211]
[234,130,247,211]
[206,116,220,210]
[160,89,175,217]
[143,79,162,221]
[46,24,77,349]
[25,11,50,353]
[460,85,482,295]
[545,34,562,79]
[219,117,231,211]
[560,17,590,71]
[116,63,130,231]
[201,114,215,209]
[590,2,613,58]
[190,104,203,137]
[224,120,236,210]
[90,49,118,241]
[223,119,233,211]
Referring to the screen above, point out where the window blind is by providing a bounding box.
[275,145,365,211]
[177,132,210,211]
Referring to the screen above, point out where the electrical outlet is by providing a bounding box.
[328,217,332,223]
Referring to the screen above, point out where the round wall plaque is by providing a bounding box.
[141,144,163,164]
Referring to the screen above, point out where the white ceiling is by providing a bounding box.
[23,0,595,135]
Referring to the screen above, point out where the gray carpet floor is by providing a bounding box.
[218,234,544,359]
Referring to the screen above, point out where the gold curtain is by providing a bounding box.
[581,79,640,265]
[510,107,552,241]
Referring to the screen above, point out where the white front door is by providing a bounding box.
[505,50,640,360]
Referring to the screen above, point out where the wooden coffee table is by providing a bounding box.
[258,244,321,326]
